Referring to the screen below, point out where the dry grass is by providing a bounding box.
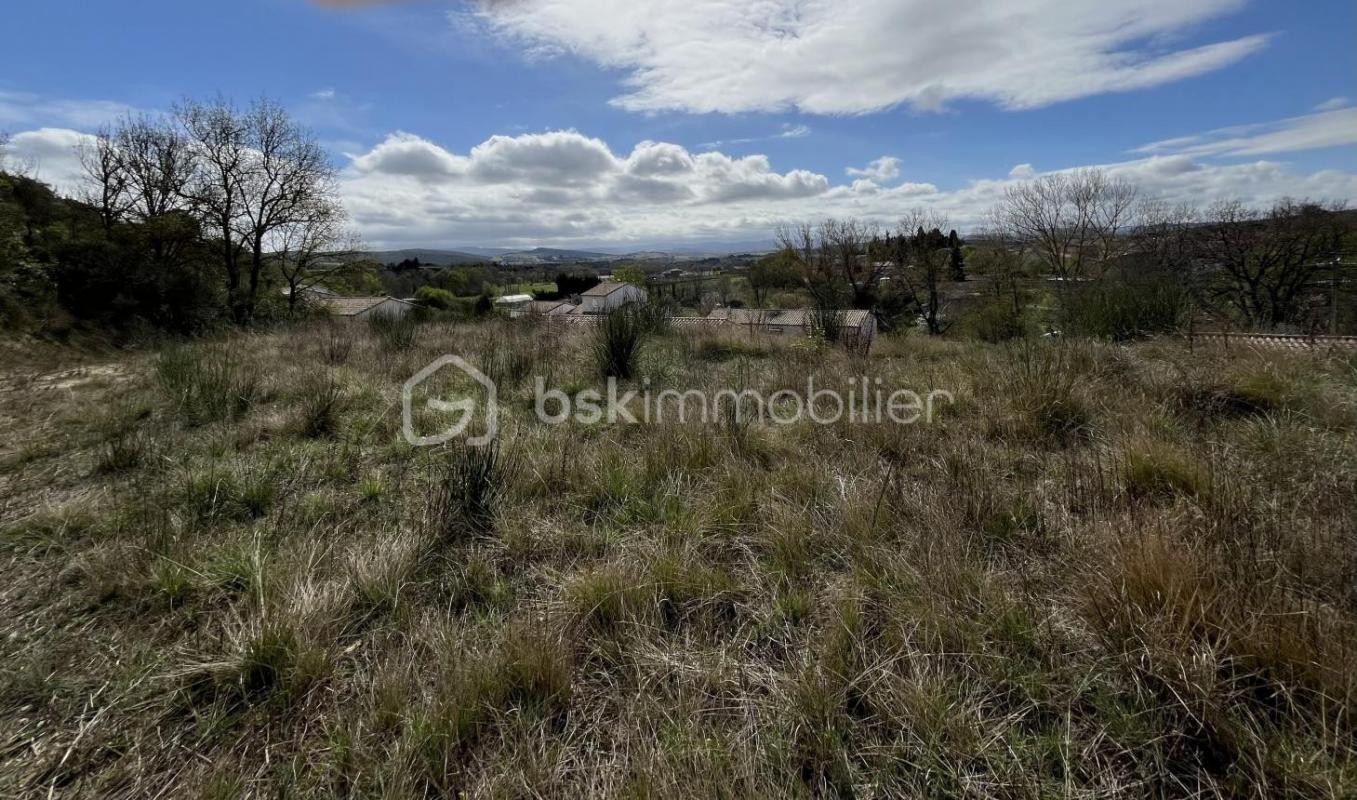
[0,322,1354,798]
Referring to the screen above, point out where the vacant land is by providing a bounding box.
[0,320,1354,798]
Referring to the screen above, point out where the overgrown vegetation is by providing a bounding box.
[1,318,1354,797]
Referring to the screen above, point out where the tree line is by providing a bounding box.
[0,97,354,336]
[766,168,1354,338]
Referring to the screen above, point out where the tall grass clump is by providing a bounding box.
[1005,340,1093,442]
[428,441,509,539]
[593,306,648,380]
[368,312,419,351]
[809,306,845,343]
[156,344,259,425]
[634,298,675,335]
[291,375,347,439]
[320,323,354,365]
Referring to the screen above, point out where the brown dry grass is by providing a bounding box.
[0,320,1354,798]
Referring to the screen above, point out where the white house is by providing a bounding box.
[321,296,415,321]
[580,282,647,314]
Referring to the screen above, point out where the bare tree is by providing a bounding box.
[890,209,953,335]
[77,126,131,237]
[179,98,252,320]
[823,218,883,308]
[235,100,337,322]
[776,221,838,307]
[114,114,196,266]
[1192,199,1351,329]
[176,98,337,322]
[271,199,357,314]
[0,131,9,171]
[1133,199,1198,273]
[969,226,1028,320]
[116,114,193,222]
[776,218,884,309]
[994,168,1138,283]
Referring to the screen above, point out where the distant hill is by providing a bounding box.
[365,249,489,266]
[495,247,618,265]
[362,242,780,267]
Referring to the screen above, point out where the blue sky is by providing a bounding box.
[3,0,1355,249]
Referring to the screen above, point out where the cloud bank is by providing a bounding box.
[466,0,1269,114]
[8,118,1355,250]
[334,128,1357,248]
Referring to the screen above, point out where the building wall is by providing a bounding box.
[583,285,647,313]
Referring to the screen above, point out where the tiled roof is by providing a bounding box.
[322,297,392,316]
[705,308,872,328]
[582,282,631,297]
[707,308,809,326]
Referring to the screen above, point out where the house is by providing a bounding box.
[580,282,647,314]
[321,296,415,320]
[707,308,809,336]
[837,309,878,342]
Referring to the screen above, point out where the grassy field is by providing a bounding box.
[0,319,1354,798]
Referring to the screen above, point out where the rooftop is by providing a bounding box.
[582,282,632,297]
[321,296,407,316]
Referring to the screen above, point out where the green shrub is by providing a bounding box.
[414,286,456,310]
[1063,274,1188,341]
[179,465,276,522]
[964,297,1026,343]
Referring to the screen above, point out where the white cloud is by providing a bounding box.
[702,123,812,149]
[331,127,1357,248]
[350,131,469,179]
[6,128,97,194]
[0,90,135,130]
[847,156,901,183]
[1136,108,1357,158]
[467,0,1268,114]
[11,124,1355,250]
[1315,97,1350,112]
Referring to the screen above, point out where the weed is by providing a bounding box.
[427,441,508,539]
[291,375,347,439]
[593,306,649,379]
[368,312,419,351]
[157,344,259,425]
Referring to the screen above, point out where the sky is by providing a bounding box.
[2,0,1355,251]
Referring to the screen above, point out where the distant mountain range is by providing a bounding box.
[365,241,776,267]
